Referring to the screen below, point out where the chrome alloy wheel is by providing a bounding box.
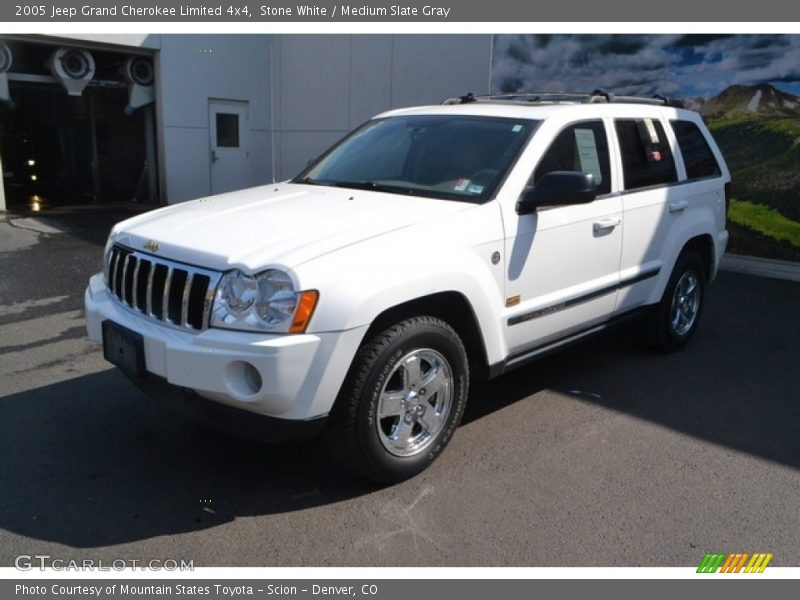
[670,270,700,337]
[376,348,454,458]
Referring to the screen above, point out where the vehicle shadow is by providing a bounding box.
[466,271,800,471]
[0,367,376,550]
[0,272,797,551]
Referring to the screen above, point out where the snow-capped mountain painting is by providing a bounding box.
[698,84,800,117]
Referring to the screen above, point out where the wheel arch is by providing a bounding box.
[360,291,492,381]
[680,233,715,282]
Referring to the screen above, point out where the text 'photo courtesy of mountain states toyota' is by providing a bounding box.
[85,91,730,483]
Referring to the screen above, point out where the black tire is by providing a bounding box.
[649,250,706,352]
[326,316,469,484]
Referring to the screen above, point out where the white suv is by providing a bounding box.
[85,91,730,482]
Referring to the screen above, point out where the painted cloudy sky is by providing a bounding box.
[491,35,800,99]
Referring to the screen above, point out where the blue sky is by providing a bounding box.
[491,35,800,99]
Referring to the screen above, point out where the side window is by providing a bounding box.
[533,120,611,195]
[615,119,677,191]
[670,120,721,180]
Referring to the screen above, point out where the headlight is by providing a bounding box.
[211,269,318,333]
[219,269,258,314]
[254,270,296,324]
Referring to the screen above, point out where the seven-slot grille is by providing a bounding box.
[105,244,221,331]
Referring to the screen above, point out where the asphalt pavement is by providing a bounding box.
[1,207,799,567]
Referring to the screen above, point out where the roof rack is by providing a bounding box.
[442,90,674,107]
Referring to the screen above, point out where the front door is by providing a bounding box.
[209,99,249,195]
[501,119,623,356]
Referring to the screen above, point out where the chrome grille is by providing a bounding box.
[105,244,221,331]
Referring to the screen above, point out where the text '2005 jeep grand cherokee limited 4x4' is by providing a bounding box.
[85,91,730,483]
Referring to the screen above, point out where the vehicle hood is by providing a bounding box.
[111,183,472,272]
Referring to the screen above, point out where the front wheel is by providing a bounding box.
[326,316,469,484]
[649,251,706,352]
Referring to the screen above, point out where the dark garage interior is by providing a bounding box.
[0,38,158,212]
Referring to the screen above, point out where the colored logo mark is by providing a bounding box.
[697,552,773,573]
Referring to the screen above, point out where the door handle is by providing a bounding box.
[669,200,689,213]
[593,217,621,233]
[211,150,218,163]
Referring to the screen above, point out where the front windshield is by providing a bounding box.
[294,115,538,203]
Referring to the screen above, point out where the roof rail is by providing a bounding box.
[442,90,674,107]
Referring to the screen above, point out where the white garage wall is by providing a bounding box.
[158,33,492,201]
[156,35,273,203]
[271,34,494,181]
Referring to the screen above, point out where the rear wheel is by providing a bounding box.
[327,316,468,484]
[650,251,706,352]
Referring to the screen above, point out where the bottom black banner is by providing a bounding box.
[2,579,795,600]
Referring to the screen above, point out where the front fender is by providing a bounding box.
[293,203,508,365]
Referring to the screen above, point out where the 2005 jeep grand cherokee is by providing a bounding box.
[85,91,730,482]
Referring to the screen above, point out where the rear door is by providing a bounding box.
[612,117,681,313]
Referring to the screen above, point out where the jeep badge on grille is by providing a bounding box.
[143,240,159,252]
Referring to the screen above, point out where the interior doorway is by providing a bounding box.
[0,39,159,213]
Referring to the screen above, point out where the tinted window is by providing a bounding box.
[671,120,721,180]
[615,119,677,190]
[533,120,611,195]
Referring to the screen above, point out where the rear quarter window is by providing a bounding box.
[670,120,721,180]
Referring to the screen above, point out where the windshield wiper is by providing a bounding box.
[296,176,329,186]
[329,181,416,195]
[297,177,416,196]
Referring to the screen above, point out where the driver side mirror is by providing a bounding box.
[516,171,598,215]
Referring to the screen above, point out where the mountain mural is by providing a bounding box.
[696,84,800,117]
[491,35,800,261]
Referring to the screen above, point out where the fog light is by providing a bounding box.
[225,361,263,397]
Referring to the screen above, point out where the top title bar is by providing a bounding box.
[3,0,800,22]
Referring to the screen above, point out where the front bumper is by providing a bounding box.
[126,371,327,443]
[85,273,367,424]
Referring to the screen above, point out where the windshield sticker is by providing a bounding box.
[454,178,470,192]
[574,129,603,185]
[467,184,484,195]
[512,124,523,132]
